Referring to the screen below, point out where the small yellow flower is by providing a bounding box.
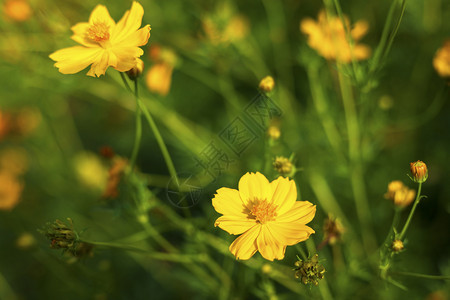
[259,76,275,92]
[300,10,370,63]
[49,2,151,77]
[433,40,450,78]
[145,62,174,96]
[384,180,416,208]
[0,171,23,211]
[391,239,404,252]
[212,172,316,261]
[267,125,280,140]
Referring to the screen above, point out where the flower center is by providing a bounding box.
[86,22,110,42]
[250,199,277,224]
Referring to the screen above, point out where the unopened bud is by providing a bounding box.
[273,156,294,177]
[126,59,144,80]
[410,160,428,183]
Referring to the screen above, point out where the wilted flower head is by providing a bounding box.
[300,10,370,63]
[103,157,128,199]
[294,254,325,286]
[41,219,78,252]
[212,172,316,261]
[384,180,416,208]
[410,160,428,183]
[433,39,450,79]
[323,214,345,245]
[49,2,151,77]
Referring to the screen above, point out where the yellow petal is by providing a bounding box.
[212,187,247,217]
[71,22,98,47]
[238,172,271,208]
[111,47,144,72]
[270,176,296,216]
[86,51,110,77]
[49,46,102,75]
[89,4,115,28]
[229,225,261,260]
[113,2,145,43]
[257,225,286,261]
[270,222,315,246]
[214,216,257,235]
[276,201,316,224]
[351,21,369,41]
[114,25,151,47]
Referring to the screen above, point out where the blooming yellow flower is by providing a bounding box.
[433,39,450,78]
[212,172,316,261]
[145,62,174,96]
[300,10,370,63]
[49,2,150,77]
[384,180,416,208]
[3,0,32,22]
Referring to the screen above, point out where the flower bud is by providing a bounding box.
[126,58,144,80]
[259,76,275,92]
[410,160,428,183]
[267,125,280,140]
[391,239,404,252]
[273,156,294,177]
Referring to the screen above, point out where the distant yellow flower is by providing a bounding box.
[259,76,275,92]
[433,40,450,78]
[49,2,150,77]
[145,62,174,96]
[3,0,32,22]
[213,172,316,261]
[0,171,23,211]
[384,180,416,208]
[300,10,370,63]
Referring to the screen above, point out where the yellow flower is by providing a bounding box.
[300,10,370,63]
[145,62,174,96]
[49,2,150,77]
[384,180,416,208]
[433,39,450,78]
[259,76,275,92]
[212,172,316,261]
[0,171,23,211]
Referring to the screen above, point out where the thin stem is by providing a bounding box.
[390,271,450,280]
[382,209,401,249]
[399,182,422,240]
[138,98,179,187]
[128,79,142,172]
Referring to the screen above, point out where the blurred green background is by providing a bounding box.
[1,0,449,299]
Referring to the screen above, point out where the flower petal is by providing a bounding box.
[49,46,102,75]
[86,51,110,77]
[238,172,271,208]
[89,4,115,28]
[214,216,257,235]
[270,176,297,216]
[277,201,316,224]
[257,225,286,261]
[270,222,315,246]
[114,25,151,47]
[112,1,145,44]
[212,187,247,217]
[110,47,144,72]
[229,225,261,260]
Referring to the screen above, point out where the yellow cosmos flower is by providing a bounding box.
[49,2,150,77]
[212,172,316,261]
[300,10,370,63]
[433,39,450,78]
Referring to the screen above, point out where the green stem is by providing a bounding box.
[382,209,401,249]
[128,79,142,172]
[390,271,450,280]
[399,182,422,240]
[137,98,179,187]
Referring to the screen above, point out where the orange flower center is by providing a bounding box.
[250,200,277,224]
[86,22,110,42]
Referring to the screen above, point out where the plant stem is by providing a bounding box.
[399,182,422,240]
[138,97,179,187]
[390,271,450,280]
[128,79,142,172]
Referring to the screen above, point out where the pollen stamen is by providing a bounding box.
[250,199,278,224]
[86,22,110,42]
